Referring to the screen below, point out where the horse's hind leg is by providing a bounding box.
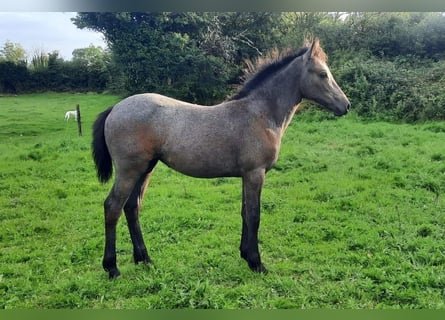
[123,160,158,266]
[103,168,146,279]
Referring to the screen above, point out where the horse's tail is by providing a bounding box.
[92,107,114,183]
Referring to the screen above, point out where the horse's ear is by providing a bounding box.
[303,38,320,61]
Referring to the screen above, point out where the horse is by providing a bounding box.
[64,110,77,121]
[92,39,351,279]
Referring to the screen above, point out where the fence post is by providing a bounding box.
[76,104,82,137]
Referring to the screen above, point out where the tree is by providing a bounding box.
[0,41,27,63]
[29,48,49,71]
[417,13,445,59]
[72,45,110,91]
[72,12,234,102]
[0,41,28,93]
[72,45,107,67]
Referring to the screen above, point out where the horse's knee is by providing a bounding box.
[104,196,113,214]
[104,196,122,225]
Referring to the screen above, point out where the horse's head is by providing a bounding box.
[299,39,350,116]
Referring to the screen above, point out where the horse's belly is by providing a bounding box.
[160,151,240,178]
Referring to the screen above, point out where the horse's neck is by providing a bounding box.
[252,59,303,132]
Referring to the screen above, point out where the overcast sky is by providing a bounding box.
[0,12,107,60]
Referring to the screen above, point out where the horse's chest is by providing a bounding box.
[240,127,281,171]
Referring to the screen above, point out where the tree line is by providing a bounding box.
[0,43,109,93]
[1,12,445,122]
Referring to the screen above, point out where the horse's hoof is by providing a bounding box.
[248,261,268,274]
[105,267,121,279]
[108,269,121,280]
[255,264,269,274]
[134,254,152,265]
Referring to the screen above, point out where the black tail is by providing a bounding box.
[92,107,114,183]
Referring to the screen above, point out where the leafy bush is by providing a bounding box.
[332,52,445,122]
[0,61,29,93]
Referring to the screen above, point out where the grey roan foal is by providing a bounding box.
[92,39,351,279]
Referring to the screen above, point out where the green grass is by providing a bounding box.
[0,93,445,309]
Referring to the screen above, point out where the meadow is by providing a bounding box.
[0,93,444,309]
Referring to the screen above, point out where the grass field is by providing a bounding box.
[0,93,444,309]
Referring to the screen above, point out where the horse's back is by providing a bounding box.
[106,92,238,131]
[113,93,201,115]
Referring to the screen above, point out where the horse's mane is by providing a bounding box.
[228,39,327,101]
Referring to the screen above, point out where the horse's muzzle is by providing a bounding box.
[333,103,350,117]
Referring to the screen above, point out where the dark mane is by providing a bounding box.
[228,47,309,101]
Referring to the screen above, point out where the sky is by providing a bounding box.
[0,12,107,60]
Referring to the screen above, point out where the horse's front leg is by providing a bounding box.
[240,168,268,274]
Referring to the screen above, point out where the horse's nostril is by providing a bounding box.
[347,103,351,111]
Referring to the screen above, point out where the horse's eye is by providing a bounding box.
[319,71,328,79]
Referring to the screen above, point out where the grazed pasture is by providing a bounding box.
[0,93,444,308]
